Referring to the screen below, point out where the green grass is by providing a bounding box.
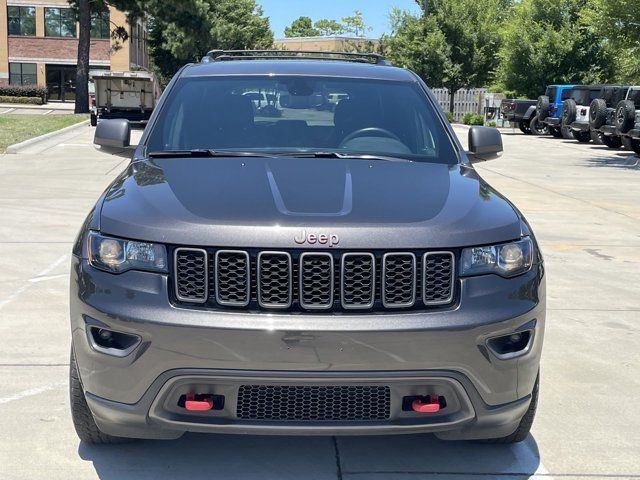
[0,114,88,153]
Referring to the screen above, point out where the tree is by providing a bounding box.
[381,9,451,88]
[495,0,614,98]
[341,10,370,37]
[383,0,508,112]
[284,16,319,37]
[314,19,345,36]
[583,0,640,82]
[74,0,91,113]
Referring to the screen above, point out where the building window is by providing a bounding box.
[45,8,76,37]
[7,6,36,36]
[91,11,110,39]
[9,63,37,85]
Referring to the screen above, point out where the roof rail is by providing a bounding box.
[201,50,391,66]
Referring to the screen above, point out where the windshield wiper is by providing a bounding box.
[286,151,413,162]
[147,149,276,158]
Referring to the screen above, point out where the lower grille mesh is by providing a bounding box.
[236,385,391,421]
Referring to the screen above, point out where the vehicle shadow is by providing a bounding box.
[79,433,543,479]
[583,152,639,170]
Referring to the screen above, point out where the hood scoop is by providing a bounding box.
[266,163,353,217]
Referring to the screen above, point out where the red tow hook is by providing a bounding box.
[185,392,214,411]
[412,395,441,413]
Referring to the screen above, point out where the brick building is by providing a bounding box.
[0,0,148,101]
[274,36,380,53]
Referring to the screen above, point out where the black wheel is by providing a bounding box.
[561,99,577,127]
[90,114,97,127]
[601,135,622,149]
[519,120,531,135]
[574,130,591,143]
[477,374,539,444]
[590,98,607,129]
[550,127,563,138]
[615,100,635,133]
[70,348,132,444]
[529,115,547,135]
[561,125,574,139]
[536,96,550,120]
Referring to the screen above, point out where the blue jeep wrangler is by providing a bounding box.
[536,85,576,139]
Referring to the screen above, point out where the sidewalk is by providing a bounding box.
[0,101,75,115]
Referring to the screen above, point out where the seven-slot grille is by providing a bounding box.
[236,385,391,421]
[173,249,456,312]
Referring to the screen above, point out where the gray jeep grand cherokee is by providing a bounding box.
[70,51,545,444]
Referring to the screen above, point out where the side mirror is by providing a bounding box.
[94,119,133,156]
[467,126,503,162]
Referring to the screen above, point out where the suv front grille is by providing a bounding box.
[236,385,391,421]
[173,248,457,313]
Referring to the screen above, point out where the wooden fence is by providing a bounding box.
[431,88,506,123]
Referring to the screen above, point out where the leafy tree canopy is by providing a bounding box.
[284,16,319,37]
[495,0,614,98]
[314,19,346,36]
[341,10,370,37]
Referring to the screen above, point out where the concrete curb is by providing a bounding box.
[5,119,90,154]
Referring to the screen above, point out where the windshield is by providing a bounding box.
[146,75,457,164]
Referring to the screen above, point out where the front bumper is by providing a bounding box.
[542,116,560,127]
[70,257,545,440]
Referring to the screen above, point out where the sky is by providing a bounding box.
[258,0,422,39]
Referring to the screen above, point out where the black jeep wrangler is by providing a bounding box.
[589,85,630,149]
[614,86,640,155]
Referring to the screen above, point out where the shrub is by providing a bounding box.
[462,112,474,125]
[486,120,497,127]
[469,114,485,125]
[0,95,43,105]
[0,84,48,102]
[444,110,454,123]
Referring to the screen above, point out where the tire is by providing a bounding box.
[70,348,132,444]
[590,98,607,129]
[601,135,622,149]
[90,114,97,127]
[519,120,531,135]
[477,374,539,444]
[561,99,577,127]
[536,96,550,121]
[615,100,635,133]
[550,127,563,138]
[561,125,574,139]
[574,130,591,143]
[622,136,640,155]
[529,115,547,135]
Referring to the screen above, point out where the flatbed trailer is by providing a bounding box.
[89,70,159,126]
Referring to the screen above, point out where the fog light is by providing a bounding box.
[88,326,140,357]
[487,330,532,359]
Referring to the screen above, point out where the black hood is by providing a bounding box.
[99,157,523,249]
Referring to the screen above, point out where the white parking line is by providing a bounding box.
[0,381,66,405]
[0,254,68,310]
[0,108,15,114]
[43,109,54,115]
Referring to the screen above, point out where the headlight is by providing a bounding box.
[460,237,533,278]
[88,232,167,274]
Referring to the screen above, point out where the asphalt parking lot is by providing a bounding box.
[0,124,639,479]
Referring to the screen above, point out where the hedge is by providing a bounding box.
[0,95,44,105]
[0,84,48,102]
